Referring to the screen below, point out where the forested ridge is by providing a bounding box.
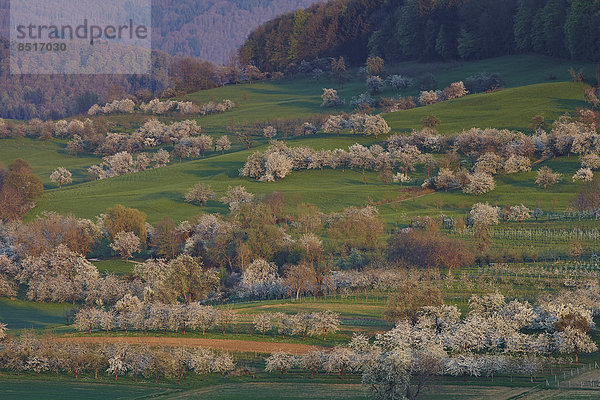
[240,0,600,72]
[0,0,316,64]
[0,0,317,119]
[152,0,317,64]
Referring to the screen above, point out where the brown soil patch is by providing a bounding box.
[55,336,323,355]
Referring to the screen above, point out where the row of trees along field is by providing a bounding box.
[2,95,600,205]
[240,0,600,72]
[1,288,599,392]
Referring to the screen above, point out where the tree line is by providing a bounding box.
[240,0,600,73]
[75,304,341,340]
[0,333,235,383]
[152,0,317,64]
[3,285,596,395]
[238,109,600,195]
[268,287,600,398]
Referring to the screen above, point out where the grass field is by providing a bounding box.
[0,138,100,188]
[1,55,599,399]
[0,55,589,225]
[92,259,137,276]
[181,55,594,130]
[28,144,586,225]
[0,379,172,400]
[3,378,599,400]
[385,81,586,134]
[0,298,74,330]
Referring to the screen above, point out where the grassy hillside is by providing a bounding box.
[385,81,586,134]
[31,144,585,225]
[28,81,587,224]
[181,55,593,130]
[0,298,74,330]
[0,55,592,224]
[0,139,99,188]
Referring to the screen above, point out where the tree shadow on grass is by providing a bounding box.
[182,161,242,179]
[553,98,587,112]
[344,178,372,186]
[137,190,182,202]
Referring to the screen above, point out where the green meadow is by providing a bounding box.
[0,298,74,330]
[0,55,599,399]
[0,55,589,224]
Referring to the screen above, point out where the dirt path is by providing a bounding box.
[55,336,324,355]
